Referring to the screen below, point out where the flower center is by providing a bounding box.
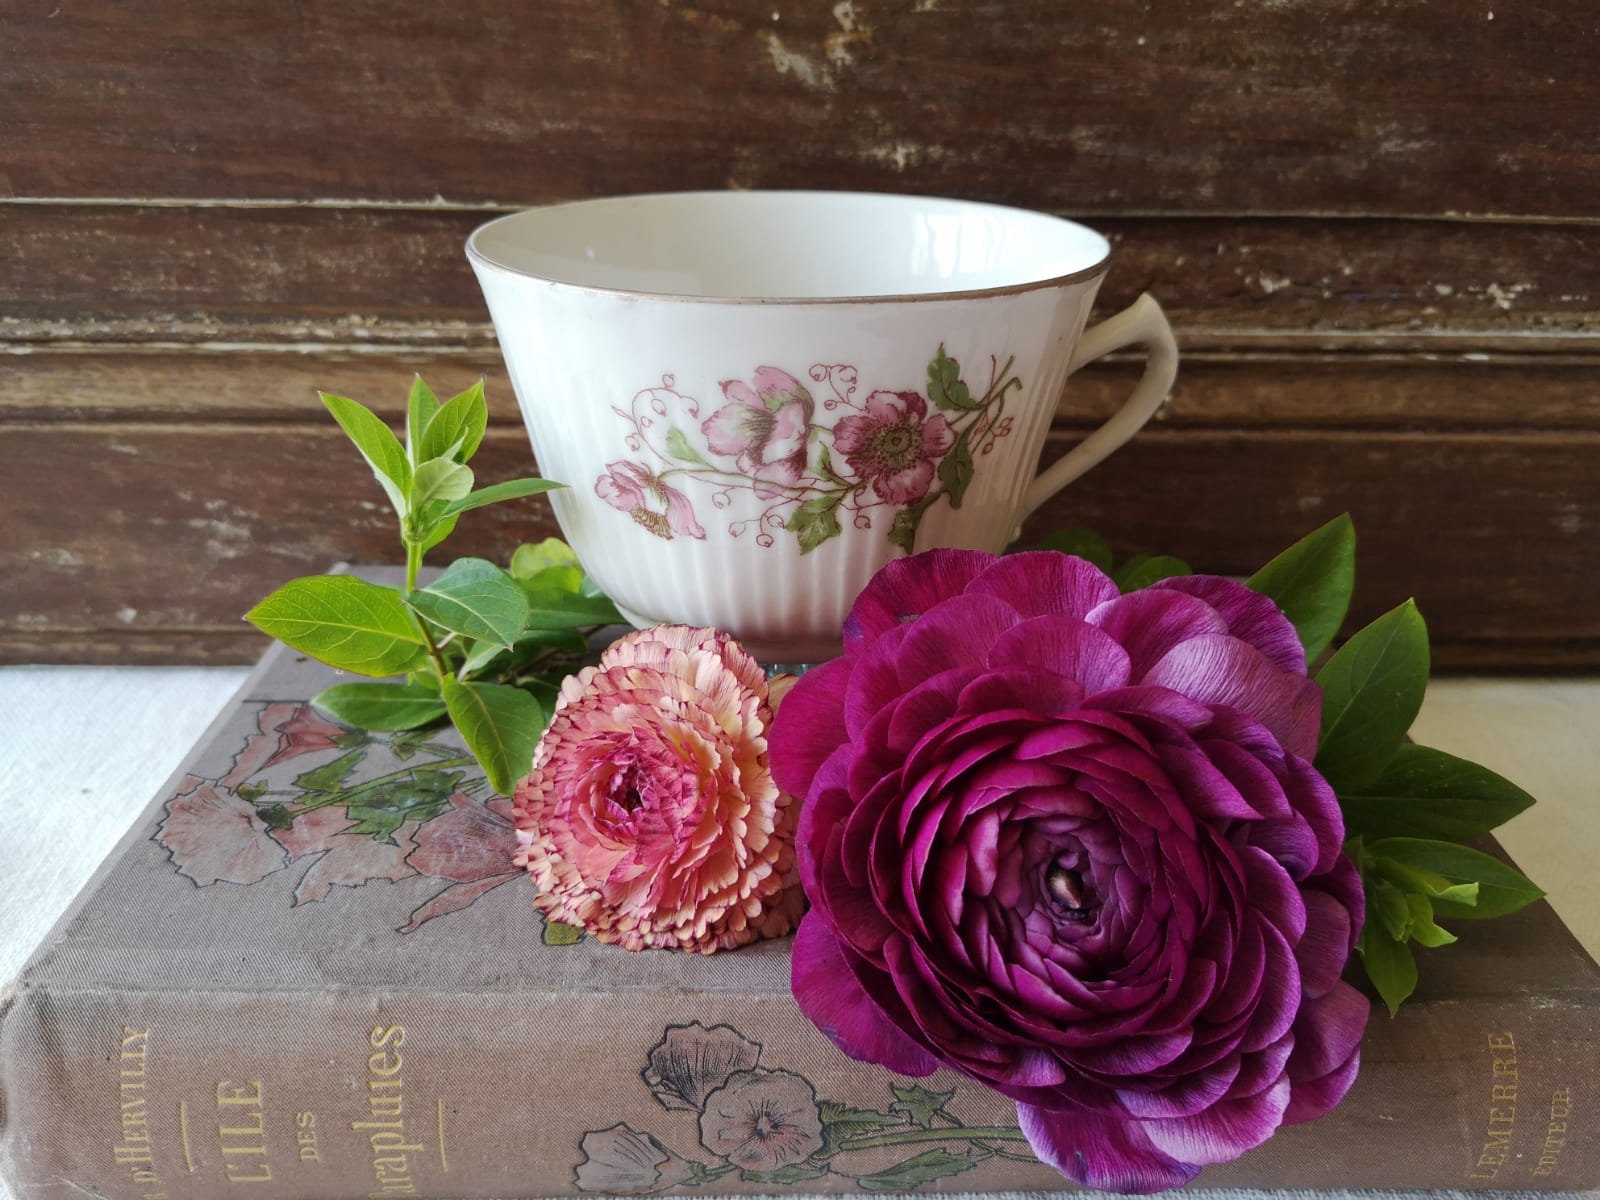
[605,762,645,813]
[867,423,919,470]
[1045,859,1097,923]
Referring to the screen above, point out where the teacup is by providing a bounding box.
[468,191,1176,663]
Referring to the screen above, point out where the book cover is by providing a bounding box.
[1,637,1597,1199]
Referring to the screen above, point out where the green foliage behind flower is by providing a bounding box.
[245,377,621,794]
[1244,516,1541,1015]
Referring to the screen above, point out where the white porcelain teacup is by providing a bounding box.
[468,191,1177,663]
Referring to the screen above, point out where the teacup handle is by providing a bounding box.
[1017,292,1178,522]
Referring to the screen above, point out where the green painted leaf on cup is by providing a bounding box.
[320,392,411,516]
[1246,513,1356,663]
[440,676,542,795]
[937,430,975,509]
[418,379,488,463]
[1357,923,1418,1017]
[926,346,974,412]
[1339,743,1537,841]
[313,682,448,732]
[787,494,844,555]
[407,557,529,648]
[1314,599,1430,793]
[1368,838,1544,920]
[246,575,426,677]
[665,426,711,466]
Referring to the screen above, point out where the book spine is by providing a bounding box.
[1,980,1597,1199]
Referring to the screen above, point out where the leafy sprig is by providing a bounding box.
[246,377,621,794]
[1244,515,1542,1015]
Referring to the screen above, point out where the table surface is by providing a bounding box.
[1,666,1596,1200]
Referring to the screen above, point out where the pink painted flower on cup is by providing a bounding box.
[769,550,1368,1194]
[832,389,955,505]
[514,625,804,953]
[704,367,815,498]
[596,461,707,541]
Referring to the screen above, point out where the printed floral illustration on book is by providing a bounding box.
[597,347,1020,554]
[152,700,568,936]
[574,1022,1034,1193]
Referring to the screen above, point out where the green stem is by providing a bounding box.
[403,537,450,679]
[836,1126,1027,1152]
[405,539,423,592]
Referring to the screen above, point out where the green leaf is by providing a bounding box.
[926,345,974,412]
[1373,856,1480,905]
[458,638,509,678]
[1369,876,1414,942]
[665,426,711,466]
[418,379,488,463]
[889,1083,955,1129]
[320,392,411,515]
[312,682,447,732]
[1338,743,1537,841]
[541,918,584,945]
[410,458,475,508]
[1113,554,1192,592]
[510,538,581,579]
[246,575,427,677]
[1246,513,1356,662]
[520,583,625,629]
[815,443,851,486]
[888,506,919,553]
[435,476,563,519]
[1314,599,1430,792]
[522,565,585,595]
[418,511,458,553]
[787,493,843,555]
[937,430,975,509]
[439,677,542,795]
[1369,838,1544,920]
[405,376,440,464]
[1357,923,1418,1016]
[1405,893,1458,947]
[293,747,367,793]
[1031,528,1115,572]
[407,558,530,648]
[740,1163,830,1185]
[857,1148,981,1192]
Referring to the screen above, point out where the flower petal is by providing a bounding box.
[1018,1104,1201,1195]
[842,549,996,652]
[790,914,940,1076]
[1156,576,1307,676]
[768,656,854,798]
[872,459,936,506]
[1140,1075,1291,1165]
[988,616,1133,693]
[967,551,1121,622]
[1142,633,1322,759]
[1087,589,1231,680]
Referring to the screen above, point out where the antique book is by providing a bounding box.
[1,638,1597,1199]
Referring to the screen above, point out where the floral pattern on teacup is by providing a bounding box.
[597,347,1020,555]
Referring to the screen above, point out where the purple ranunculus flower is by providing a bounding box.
[769,550,1369,1195]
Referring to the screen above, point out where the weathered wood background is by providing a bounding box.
[3,0,1597,668]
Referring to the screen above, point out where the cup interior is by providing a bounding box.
[467,191,1109,301]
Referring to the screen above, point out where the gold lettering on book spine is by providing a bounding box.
[1533,1087,1573,1178]
[1466,1032,1520,1180]
[353,1024,427,1197]
[110,1026,166,1197]
[215,1079,273,1182]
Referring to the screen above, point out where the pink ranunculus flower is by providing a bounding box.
[769,550,1368,1195]
[832,389,955,505]
[513,625,804,953]
[704,367,815,498]
[596,461,707,541]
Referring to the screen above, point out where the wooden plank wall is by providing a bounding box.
[2,0,1597,668]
